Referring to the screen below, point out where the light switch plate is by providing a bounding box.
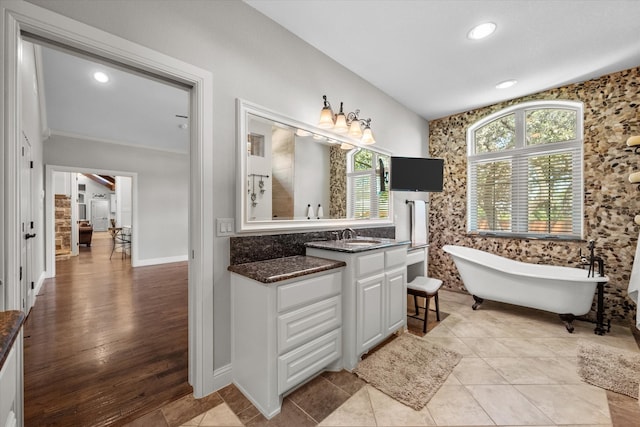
[216,218,234,236]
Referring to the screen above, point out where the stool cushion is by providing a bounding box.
[408,277,442,295]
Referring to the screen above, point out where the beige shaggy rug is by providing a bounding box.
[577,339,640,399]
[354,333,462,410]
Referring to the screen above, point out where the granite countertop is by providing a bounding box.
[305,237,411,253]
[0,310,25,369]
[228,255,346,284]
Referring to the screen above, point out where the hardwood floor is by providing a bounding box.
[23,232,191,426]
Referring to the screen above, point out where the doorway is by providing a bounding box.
[2,4,217,425]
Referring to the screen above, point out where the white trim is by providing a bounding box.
[212,364,233,391]
[135,255,189,267]
[236,98,394,233]
[48,129,189,155]
[2,0,215,402]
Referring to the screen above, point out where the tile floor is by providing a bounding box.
[130,290,640,426]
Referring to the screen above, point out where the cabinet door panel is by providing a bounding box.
[277,328,341,394]
[356,273,385,353]
[277,295,341,354]
[386,267,407,333]
[277,272,341,312]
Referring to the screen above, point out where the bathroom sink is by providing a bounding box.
[343,239,381,246]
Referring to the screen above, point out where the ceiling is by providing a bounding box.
[38,44,190,153]
[245,0,640,120]
[35,0,640,152]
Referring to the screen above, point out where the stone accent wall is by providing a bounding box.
[55,194,72,260]
[329,146,347,219]
[428,66,640,325]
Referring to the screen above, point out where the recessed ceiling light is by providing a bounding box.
[496,79,517,89]
[93,71,109,83]
[467,22,497,40]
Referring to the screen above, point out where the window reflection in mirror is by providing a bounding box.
[245,112,390,223]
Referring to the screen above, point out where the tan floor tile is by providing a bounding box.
[367,385,436,426]
[452,358,509,385]
[423,323,455,337]
[180,413,204,426]
[527,356,583,384]
[483,357,553,384]
[424,336,478,357]
[125,409,168,427]
[426,385,495,426]
[535,337,581,356]
[287,375,351,422]
[198,403,243,426]
[495,337,558,357]
[459,337,518,357]
[515,384,611,425]
[466,384,554,425]
[317,386,376,426]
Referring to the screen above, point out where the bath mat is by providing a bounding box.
[577,339,640,399]
[354,333,462,410]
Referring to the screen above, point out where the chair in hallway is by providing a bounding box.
[110,226,131,260]
[407,276,442,333]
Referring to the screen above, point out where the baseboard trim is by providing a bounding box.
[212,364,233,391]
[134,255,188,267]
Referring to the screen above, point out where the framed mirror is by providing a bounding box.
[236,99,393,233]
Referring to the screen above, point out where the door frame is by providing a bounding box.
[1,0,216,398]
[44,165,139,278]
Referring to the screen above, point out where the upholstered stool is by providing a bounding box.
[407,277,443,333]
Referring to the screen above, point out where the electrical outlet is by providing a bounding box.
[216,218,234,236]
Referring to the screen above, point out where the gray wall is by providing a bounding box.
[27,0,429,373]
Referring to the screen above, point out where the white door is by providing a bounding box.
[20,137,35,313]
[91,200,110,231]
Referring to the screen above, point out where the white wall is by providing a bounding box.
[26,0,429,373]
[43,135,189,263]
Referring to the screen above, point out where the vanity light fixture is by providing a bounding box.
[318,95,376,145]
[93,71,109,83]
[496,79,517,89]
[467,22,497,40]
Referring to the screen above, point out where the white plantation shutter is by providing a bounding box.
[468,101,583,239]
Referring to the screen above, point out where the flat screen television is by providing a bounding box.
[389,156,444,192]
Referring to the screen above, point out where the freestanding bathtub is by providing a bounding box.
[442,245,609,333]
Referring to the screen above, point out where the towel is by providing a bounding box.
[410,200,427,246]
[628,231,640,330]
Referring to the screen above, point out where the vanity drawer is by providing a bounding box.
[356,251,385,277]
[278,328,341,394]
[277,271,341,313]
[406,248,425,266]
[277,295,341,354]
[385,247,407,268]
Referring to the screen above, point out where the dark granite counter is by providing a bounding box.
[228,255,346,284]
[305,237,411,253]
[0,310,25,369]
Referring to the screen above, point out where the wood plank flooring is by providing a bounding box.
[23,232,191,426]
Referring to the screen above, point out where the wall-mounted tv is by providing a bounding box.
[389,156,444,192]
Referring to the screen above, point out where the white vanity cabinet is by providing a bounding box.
[230,267,343,419]
[307,244,408,371]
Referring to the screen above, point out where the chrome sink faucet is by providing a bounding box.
[342,228,357,240]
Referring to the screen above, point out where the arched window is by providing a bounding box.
[467,100,583,239]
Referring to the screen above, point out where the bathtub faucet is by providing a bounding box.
[587,239,605,278]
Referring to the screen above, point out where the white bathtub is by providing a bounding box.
[442,245,608,332]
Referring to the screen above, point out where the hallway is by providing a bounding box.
[23,232,190,426]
